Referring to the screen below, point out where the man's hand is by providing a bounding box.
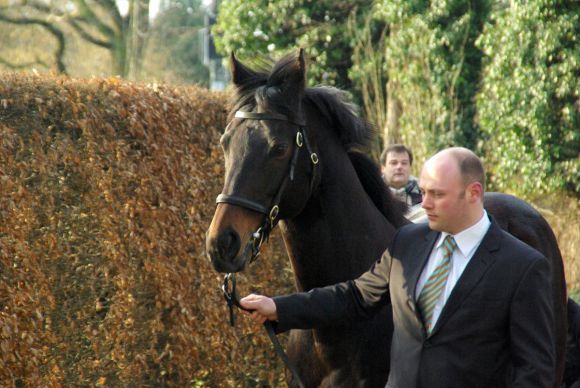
[240,294,278,324]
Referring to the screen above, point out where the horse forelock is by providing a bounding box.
[230,52,304,120]
[231,54,367,149]
[230,78,267,120]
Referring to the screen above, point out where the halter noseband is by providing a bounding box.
[216,110,319,263]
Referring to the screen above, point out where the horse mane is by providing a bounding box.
[230,53,409,228]
[304,87,408,228]
[347,150,409,228]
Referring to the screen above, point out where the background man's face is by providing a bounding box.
[383,151,411,189]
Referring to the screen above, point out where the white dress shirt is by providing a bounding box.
[415,210,491,328]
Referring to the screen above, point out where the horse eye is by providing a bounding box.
[269,143,289,158]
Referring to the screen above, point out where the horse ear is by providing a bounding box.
[230,51,257,87]
[280,48,306,95]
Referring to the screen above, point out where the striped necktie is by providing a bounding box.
[417,235,458,333]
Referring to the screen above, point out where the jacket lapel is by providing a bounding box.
[410,230,439,302]
[428,220,502,337]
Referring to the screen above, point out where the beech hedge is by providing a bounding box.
[0,73,293,387]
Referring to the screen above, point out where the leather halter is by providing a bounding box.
[217,110,314,388]
[234,110,306,127]
[216,110,319,262]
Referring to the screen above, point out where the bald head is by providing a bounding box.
[428,147,485,193]
[420,147,486,234]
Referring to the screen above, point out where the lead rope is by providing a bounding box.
[222,274,306,388]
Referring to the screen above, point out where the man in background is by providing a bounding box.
[381,144,422,207]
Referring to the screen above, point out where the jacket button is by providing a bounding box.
[424,340,432,348]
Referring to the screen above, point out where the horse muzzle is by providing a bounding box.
[206,203,263,273]
[207,228,255,273]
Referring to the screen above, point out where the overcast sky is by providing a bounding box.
[115,0,160,19]
[116,0,211,20]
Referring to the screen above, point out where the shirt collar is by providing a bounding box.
[436,210,491,257]
[390,186,406,194]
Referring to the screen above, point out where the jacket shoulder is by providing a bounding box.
[487,222,546,263]
[394,222,433,248]
[399,222,431,236]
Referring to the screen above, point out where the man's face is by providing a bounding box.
[419,157,470,234]
[382,151,411,189]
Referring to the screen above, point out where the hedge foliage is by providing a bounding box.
[0,73,293,386]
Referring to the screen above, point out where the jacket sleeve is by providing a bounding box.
[273,248,393,333]
[510,253,556,387]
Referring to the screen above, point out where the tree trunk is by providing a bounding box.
[385,79,402,146]
[112,34,128,77]
[127,0,150,80]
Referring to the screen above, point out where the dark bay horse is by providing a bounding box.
[206,50,567,387]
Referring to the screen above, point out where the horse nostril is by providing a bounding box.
[217,229,241,261]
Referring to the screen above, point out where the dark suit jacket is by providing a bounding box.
[274,220,556,388]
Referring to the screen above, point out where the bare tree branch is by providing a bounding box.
[24,1,54,14]
[0,13,67,74]
[98,0,123,31]
[0,0,151,78]
[0,56,49,70]
[68,17,112,48]
[71,0,116,39]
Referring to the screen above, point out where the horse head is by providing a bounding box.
[206,49,319,273]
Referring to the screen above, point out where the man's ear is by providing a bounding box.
[230,52,258,87]
[467,181,484,203]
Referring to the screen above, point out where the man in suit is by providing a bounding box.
[241,147,556,388]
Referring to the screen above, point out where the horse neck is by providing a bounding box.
[279,126,396,291]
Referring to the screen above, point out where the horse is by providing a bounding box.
[205,49,567,387]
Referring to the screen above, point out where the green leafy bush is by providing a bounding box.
[476,1,579,196]
[368,0,491,165]
[213,0,375,89]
